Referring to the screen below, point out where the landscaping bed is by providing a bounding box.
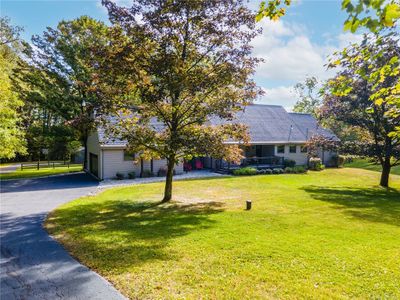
[46,168,400,299]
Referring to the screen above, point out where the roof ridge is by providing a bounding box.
[288,112,313,116]
[249,103,284,108]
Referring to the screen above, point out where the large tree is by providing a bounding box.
[100,0,261,202]
[292,76,320,117]
[17,16,112,167]
[0,17,26,160]
[321,32,400,187]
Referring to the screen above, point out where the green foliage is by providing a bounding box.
[330,154,345,168]
[17,16,112,166]
[272,168,284,174]
[323,32,400,187]
[284,159,296,168]
[101,0,261,201]
[264,168,273,174]
[141,170,154,178]
[343,0,400,32]
[233,167,258,176]
[284,167,293,173]
[116,172,124,180]
[46,169,400,299]
[128,171,136,179]
[286,165,308,173]
[256,0,291,21]
[309,157,323,171]
[293,77,321,117]
[257,1,399,33]
[0,17,26,159]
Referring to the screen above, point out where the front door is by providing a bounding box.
[89,153,98,178]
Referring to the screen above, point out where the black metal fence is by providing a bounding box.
[20,161,71,170]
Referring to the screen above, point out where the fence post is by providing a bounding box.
[37,161,39,170]
[21,163,23,171]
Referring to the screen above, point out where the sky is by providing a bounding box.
[1,0,361,110]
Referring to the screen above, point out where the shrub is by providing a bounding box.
[309,157,323,171]
[116,172,124,180]
[128,171,136,179]
[284,167,293,173]
[141,170,154,178]
[256,169,264,175]
[284,159,296,168]
[272,168,283,174]
[330,155,345,167]
[233,167,257,176]
[264,168,273,174]
[157,167,167,177]
[343,155,354,164]
[293,165,307,173]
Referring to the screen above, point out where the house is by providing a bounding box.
[86,104,338,180]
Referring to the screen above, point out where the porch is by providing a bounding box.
[215,156,285,173]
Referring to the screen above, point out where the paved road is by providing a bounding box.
[0,173,126,300]
[0,164,19,174]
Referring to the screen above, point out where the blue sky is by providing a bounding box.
[1,0,357,109]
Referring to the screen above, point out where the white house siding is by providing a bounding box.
[274,144,308,166]
[101,149,183,179]
[86,131,102,178]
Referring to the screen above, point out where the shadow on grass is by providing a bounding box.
[47,200,224,271]
[302,185,400,226]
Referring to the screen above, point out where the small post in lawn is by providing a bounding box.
[246,200,252,210]
[37,161,39,170]
[21,163,23,171]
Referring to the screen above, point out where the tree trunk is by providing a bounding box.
[162,156,175,202]
[380,159,391,187]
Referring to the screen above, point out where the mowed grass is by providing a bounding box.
[46,169,400,299]
[345,158,400,175]
[0,164,83,180]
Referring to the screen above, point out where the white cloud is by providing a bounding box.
[252,19,363,109]
[252,19,337,82]
[257,86,297,110]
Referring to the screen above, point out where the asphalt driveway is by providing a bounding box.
[0,173,125,300]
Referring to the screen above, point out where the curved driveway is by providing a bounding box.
[0,173,125,300]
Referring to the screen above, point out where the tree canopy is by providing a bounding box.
[99,0,262,201]
[292,76,320,117]
[321,32,400,187]
[257,0,400,33]
[16,16,112,164]
[0,17,26,160]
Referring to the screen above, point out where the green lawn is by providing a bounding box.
[46,169,400,299]
[345,158,400,175]
[0,164,83,180]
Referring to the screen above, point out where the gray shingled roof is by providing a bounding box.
[99,104,338,146]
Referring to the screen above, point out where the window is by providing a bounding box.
[277,145,285,154]
[300,146,308,153]
[123,150,135,161]
[289,145,297,153]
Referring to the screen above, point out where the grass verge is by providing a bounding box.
[0,164,83,180]
[345,158,400,175]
